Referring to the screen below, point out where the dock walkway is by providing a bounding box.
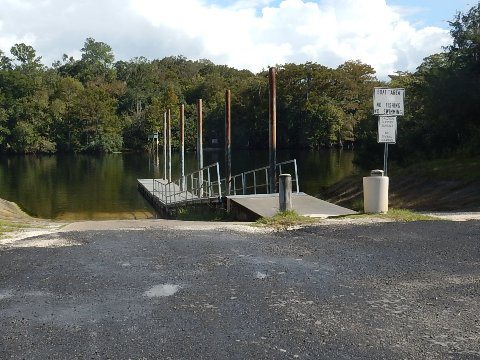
[138,160,356,220]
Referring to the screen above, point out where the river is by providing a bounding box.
[0,149,356,220]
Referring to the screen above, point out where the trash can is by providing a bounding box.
[363,170,389,213]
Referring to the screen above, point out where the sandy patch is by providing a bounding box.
[0,224,79,249]
[4,236,82,249]
[61,219,273,233]
[424,212,480,221]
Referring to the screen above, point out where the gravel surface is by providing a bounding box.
[0,220,479,359]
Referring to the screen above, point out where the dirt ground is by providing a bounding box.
[1,219,479,359]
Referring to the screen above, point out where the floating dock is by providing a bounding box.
[138,177,356,221]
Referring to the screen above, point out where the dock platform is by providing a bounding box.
[139,177,356,220]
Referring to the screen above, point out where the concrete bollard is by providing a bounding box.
[279,174,292,212]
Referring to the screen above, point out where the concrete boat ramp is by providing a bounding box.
[226,193,356,221]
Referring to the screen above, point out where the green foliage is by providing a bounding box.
[1,0,480,162]
[354,3,480,168]
[0,219,31,237]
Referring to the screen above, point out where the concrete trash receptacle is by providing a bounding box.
[363,170,389,213]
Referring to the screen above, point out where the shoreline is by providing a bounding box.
[2,211,480,249]
[1,197,479,249]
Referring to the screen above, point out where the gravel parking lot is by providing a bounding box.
[1,220,479,359]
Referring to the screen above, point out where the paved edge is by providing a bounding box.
[1,212,480,246]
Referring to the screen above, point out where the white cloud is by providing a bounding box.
[0,0,452,78]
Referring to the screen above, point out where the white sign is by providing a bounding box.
[378,116,397,143]
[373,88,405,115]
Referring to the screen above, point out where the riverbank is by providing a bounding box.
[1,201,479,250]
[319,156,480,212]
[1,154,479,243]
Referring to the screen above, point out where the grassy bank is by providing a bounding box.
[319,156,480,212]
[0,220,32,237]
[0,200,40,238]
[392,156,480,182]
[253,208,439,231]
[255,210,316,230]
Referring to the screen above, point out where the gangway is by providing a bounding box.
[138,159,300,213]
[226,159,299,196]
[137,162,222,215]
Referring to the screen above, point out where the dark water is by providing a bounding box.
[0,150,355,220]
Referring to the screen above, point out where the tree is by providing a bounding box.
[79,37,116,82]
[68,84,122,152]
[449,4,480,66]
[10,43,43,72]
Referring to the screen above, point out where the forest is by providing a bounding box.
[0,4,479,167]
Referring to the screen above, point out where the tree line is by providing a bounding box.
[0,4,479,166]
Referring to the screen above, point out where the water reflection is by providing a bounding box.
[0,150,355,220]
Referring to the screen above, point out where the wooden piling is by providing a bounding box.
[167,108,172,181]
[163,111,167,179]
[180,104,185,190]
[269,67,277,194]
[225,90,232,195]
[197,99,204,193]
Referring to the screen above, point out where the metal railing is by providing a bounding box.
[226,159,299,196]
[152,162,222,207]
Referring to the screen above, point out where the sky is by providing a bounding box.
[0,0,474,78]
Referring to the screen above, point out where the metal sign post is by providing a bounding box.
[384,143,389,176]
[377,115,397,175]
[373,89,404,175]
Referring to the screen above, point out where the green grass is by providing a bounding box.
[255,210,317,230]
[0,220,32,237]
[255,208,438,231]
[349,197,364,212]
[393,156,480,182]
[320,155,480,212]
[344,208,439,222]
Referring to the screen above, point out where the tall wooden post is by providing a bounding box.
[167,108,172,181]
[180,104,185,190]
[163,111,167,180]
[269,67,277,194]
[197,99,203,194]
[225,90,232,195]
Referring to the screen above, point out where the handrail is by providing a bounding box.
[152,162,222,207]
[225,159,299,196]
